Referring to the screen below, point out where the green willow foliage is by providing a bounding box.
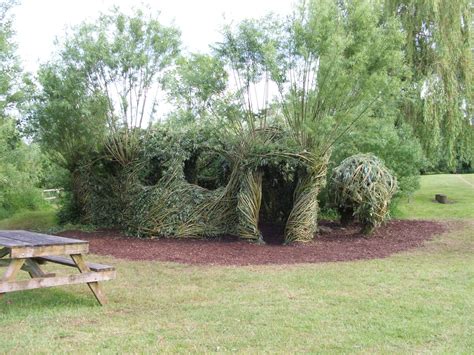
[164,54,228,123]
[31,64,108,171]
[385,0,473,171]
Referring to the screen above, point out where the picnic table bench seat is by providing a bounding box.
[0,230,115,305]
[35,255,115,272]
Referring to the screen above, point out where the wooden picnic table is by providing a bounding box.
[0,230,115,305]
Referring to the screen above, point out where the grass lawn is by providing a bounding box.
[0,209,58,231]
[0,174,473,353]
[395,174,474,219]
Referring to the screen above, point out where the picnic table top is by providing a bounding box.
[0,230,89,258]
[0,230,87,248]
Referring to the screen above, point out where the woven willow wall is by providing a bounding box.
[72,128,330,244]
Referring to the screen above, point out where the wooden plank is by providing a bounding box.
[0,270,116,293]
[9,244,89,258]
[0,236,30,248]
[0,230,88,247]
[71,254,109,306]
[37,256,114,272]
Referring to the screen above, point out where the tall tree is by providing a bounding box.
[164,53,228,123]
[385,0,473,171]
[31,7,181,167]
[0,0,45,218]
[30,63,108,171]
[0,0,21,117]
[217,0,405,155]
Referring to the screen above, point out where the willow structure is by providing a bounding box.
[52,0,406,244]
[330,154,397,234]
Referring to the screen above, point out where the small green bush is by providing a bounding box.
[330,154,397,234]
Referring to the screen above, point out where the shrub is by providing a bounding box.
[330,154,397,234]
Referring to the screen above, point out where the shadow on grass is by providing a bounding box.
[0,287,98,314]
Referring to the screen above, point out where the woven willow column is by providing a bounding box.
[284,176,320,243]
[236,171,263,241]
[284,157,328,244]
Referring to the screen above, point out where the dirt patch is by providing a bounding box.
[57,220,447,266]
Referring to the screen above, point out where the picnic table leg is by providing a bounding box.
[70,254,108,306]
[0,258,25,300]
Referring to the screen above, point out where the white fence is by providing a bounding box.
[42,188,63,201]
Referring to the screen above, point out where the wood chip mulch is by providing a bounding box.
[57,220,447,266]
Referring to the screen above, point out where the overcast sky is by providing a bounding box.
[13,0,295,73]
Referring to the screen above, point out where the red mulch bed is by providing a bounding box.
[57,220,447,266]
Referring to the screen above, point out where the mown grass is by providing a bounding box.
[1,223,472,353]
[394,174,474,219]
[0,174,473,353]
